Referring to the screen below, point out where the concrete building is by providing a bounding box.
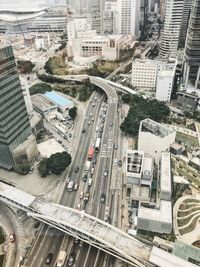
[156,62,176,102]
[160,152,172,201]
[160,0,184,58]
[131,59,176,102]
[170,143,183,156]
[138,119,176,163]
[177,91,200,112]
[117,0,140,37]
[69,33,134,61]
[182,0,200,90]
[103,0,118,34]
[132,59,158,90]
[137,200,172,234]
[0,46,38,169]
[31,91,73,118]
[126,150,154,187]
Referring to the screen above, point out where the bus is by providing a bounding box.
[67,181,74,192]
[95,138,101,152]
[88,146,94,161]
[56,250,67,267]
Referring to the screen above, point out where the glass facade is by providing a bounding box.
[184,0,200,80]
[0,46,32,169]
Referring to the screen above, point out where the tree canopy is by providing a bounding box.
[38,151,72,177]
[120,95,170,137]
[29,83,52,95]
[69,106,77,120]
[17,60,35,74]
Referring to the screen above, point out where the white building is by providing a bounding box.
[126,150,154,187]
[67,18,96,42]
[131,59,176,102]
[160,152,172,201]
[132,60,158,90]
[117,0,140,37]
[137,200,172,234]
[138,119,176,163]
[160,0,184,58]
[156,62,176,102]
[69,33,134,61]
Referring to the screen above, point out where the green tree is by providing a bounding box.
[17,60,35,74]
[15,161,31,175]
[38,158,49,177]
[69,106,77,120]
[48,152,71,175]
[29,83,52,95]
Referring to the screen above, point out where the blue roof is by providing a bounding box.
[44,91,72,107]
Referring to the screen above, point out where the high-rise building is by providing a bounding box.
[183,0,200,90]
[87,0,105,34]
[117,0,141,37]
[160,0,184,58]
[179,0,191,48]
[0,46,37,169]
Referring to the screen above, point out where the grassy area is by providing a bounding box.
[97,61,119,74]
[137,229,176,242]
[0,255,4,267]
[176,132,199,147]
[0,227,5,244]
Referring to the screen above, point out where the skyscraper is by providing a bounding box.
[160,0,184,58]
[179,0,191,48]
[183,0,200,90]
[117,0,140,37]
[0,46,35,169]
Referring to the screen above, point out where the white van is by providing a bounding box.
[88,178,92,186]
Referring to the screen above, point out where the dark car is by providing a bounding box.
[46,253,53,264]
[100,193,106,203]
[82,128,86,133]
[82,174,87,182]
[75,167,79,173]
[67,252,76,266]
[118,160,122,167]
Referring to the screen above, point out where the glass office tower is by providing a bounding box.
[0,46,32,169]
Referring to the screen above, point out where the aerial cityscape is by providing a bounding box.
[0,0,200,266]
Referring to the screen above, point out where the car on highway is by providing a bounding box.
[91,167,95,175]
[74,183,79,191]
[100,193,106,203]
[92,117,95,122]
[90,112,92,117]
[9,234,15,243]
[118,160,122,167]
[82,174,87,182]
[80,192,84,199]
[114,144,118,150]
[88,178,92,187]
[104,170,108,177]
[75,167,79,173]
[67,252,76,266]
[92,103,95,107]
[46,253,53,264]
[74,237,80,244]
[66,178,70,184]
[84,192,90,202]
[88,121,91,125]
[77,203,81,211]
[82,128,86,133]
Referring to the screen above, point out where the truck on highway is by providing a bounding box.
[85,161,91,172]
[95,138,101,152]
[88,146,94,161]
[67,181,74,192]
[55,250,67,267]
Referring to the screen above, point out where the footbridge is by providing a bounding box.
[0,182,151,266]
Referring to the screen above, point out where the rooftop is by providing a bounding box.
[44,91,73,107]
[160,152,171,193]
[150,246,197,267]
[31,94,57,112]
[37,138,65,158]
[126,150,144,176]
[140,118,175,138]
[138,200,172,224]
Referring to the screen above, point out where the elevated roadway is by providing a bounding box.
[0,182,151,266]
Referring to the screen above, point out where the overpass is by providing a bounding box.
[0,181,151,267]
